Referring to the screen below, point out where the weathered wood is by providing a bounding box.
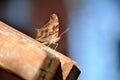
[0,21,60,80]
[0,21,80,80]
[41,44,81,80]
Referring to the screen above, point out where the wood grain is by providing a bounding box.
[40,44,81,80]
[0,21,80,80]
[0,21,60,80]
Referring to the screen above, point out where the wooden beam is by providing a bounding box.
[41,44,81,80]
[0,21,80,80]
[0,21,60,80]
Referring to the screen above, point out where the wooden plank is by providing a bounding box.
[0,21,60,80]
[40,44,81,80]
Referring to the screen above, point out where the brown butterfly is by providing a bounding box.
[35,14,69,49]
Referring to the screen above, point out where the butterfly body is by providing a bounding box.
[35,14,60,49]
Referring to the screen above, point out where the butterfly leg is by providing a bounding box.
[47,43,52,47]
[53,43,58,50]
[47,43,58,50]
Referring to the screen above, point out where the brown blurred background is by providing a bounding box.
[0,0,68,79]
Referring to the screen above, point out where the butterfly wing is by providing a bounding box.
[35,14,59,44]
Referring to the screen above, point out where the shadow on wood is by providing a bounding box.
[0,68,23,80]
[53,64,63,80]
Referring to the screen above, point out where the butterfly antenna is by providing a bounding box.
[59,28,70,37]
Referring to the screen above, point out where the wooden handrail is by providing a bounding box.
[0,21,80,80]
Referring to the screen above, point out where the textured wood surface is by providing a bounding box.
[0,21,60,80]
[0,21,80,80]
[42,45,81,80]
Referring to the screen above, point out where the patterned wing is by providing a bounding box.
[35,14,59,44]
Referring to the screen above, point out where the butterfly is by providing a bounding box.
[35,14,60,49]
[35,14,69,49]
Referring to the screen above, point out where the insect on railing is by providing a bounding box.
[35,14,69,49]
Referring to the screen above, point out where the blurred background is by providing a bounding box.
[0,0,120,80]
